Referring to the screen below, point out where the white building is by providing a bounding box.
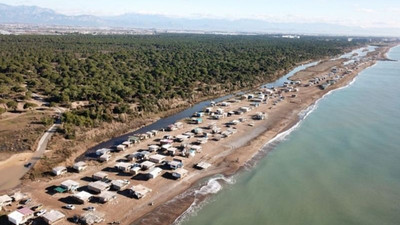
[72,161,87,172]
[88,181,111,194]
[149,154,166,164]
[72,191,93,204]
[60,180,80,192]
[147,167,163,179]
[8,207,34,225]
[52,166,67,176]
[129,185,152,199]
[0,195,12,211]
[42,210,65,224]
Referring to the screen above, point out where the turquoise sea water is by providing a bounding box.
[180,46,400,225]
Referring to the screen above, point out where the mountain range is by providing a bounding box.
[0,3,399,37]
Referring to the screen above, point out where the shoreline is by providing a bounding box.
[0,44,394,225]
[130,44,397,225]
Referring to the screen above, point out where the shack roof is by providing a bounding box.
[61,179,80,188]
[0,195,12,204]
[196,161,211,169]
[88,181,110,191]
[149,154,166,161]
[141,161,155,168]
[98,191,116,201]
[148,145,159,149]
[115,162,132,168]
[81,212,104,224]
[53,187,67,193]
[73,191,92,201]
[42,210,65,224]
[93,171,108,178]
[111,179,129,188]
[8,211,23,221]
[73,161,86,168]
[17,207,34,216]
[130,184,152,196]
[52,166,66,172]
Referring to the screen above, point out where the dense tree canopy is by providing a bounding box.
[0,34,364,128]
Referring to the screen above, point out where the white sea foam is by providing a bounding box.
[172,175,235,225]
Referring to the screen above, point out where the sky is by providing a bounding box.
[1,0,400,28]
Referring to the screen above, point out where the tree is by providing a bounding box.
[23,102,38,110]
[6,100,18,112]
[0,107,6,116]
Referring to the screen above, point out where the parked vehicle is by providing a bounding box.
[85,206,96,211]
[35,209,47,217]
[65,204,75,210]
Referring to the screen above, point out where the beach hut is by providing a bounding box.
[182,132,195,138]
[219,102,230,107]
[80,212,104,225]
[215,108,224,115]
[98,191,117,204]
[148,145,160,152]
[52,166,67,176]
[98,153,111,162]
[73,161,87,172]
[192,127,203,134]
[92,172,108,181]
[196,137,208,145]
[147,167,163,179]
[149,154,166,164]
[88,181,111,194]
[239,106,251,113]
[8,207,34,225]
[95,148,111,156]
[111,180,130,191]
[70,192,89,205]
[122,141,132,148]
[167,160,183,170]
[42,210,65,224]
[252,112,266,120]
[195,161,211,170]
[60,180,80,192]
[128,136,140,144]
[116,144,126,152]
[172,168,188,180]
[205,107,213,113]
[160,139,173,145]
[129,166,141,176]
[192,112,205,117]
[129,185,152,199]
[174,122,183,129]
[114,162,132,173]
[0,195,12,210]
[166,147,178,156]
[141,161,156,170]
[175,135,188,142]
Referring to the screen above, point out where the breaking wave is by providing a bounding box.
[172,175,235,225]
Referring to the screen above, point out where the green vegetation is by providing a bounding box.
[0,34,364,130]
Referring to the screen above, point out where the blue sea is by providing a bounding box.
[178,46,400,225]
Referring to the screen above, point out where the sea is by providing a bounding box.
[176,46,400,225]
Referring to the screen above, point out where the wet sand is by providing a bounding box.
[1,44,395,225]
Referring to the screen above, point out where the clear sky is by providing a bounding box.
[1,0,400,28]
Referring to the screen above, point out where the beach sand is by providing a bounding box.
[1,44,395,225]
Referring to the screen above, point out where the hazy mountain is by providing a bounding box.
[0,3,398,36]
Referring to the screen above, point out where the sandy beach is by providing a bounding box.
[0,44,395,225]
